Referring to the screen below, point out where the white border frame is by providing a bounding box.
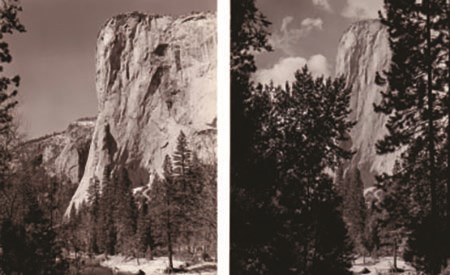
[217,0,230,274]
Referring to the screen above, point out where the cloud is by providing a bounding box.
[280,16,294,33]
[341,0,383,19]
[254,54,330,86]
[312,0,333,12]
[271,16,324,55]
[307,55,329,76]
[301,18,323,31]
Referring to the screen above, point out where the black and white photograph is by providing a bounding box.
[231,0,450,274]
[0,0,217,274]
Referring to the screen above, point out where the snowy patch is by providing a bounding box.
[101,255,216,275]
[351,256,415,275]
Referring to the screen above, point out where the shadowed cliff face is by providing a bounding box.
[335,20,401,187]
[21,118,95,184]
[66,12,217,214]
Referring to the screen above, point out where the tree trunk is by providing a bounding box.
[426,1,439,273]
[393,238,397,271]
[166,191,174,270]
[447,1,450,258]
[146,246,153,260]
[167,222,174,270]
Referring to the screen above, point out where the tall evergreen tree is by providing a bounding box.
[173,131,192,179]
[375,0,449,273]
[1,171,68,274]
[114,167,137,254]
[0,0,25,188]
[135,198,155,259]
[248,67,354,274]
[192,155,217,257]
[150,156,179,270]
[230,0,274,272]
[98,166,117,255]
[87,177,101,254]
[172,131,194,250]
[23,187,68,274]
[0,0,26,228]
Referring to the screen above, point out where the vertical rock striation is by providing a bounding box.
[335,20,401,187]
[66,12,216,214]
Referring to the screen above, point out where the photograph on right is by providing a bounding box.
[230,0,450,274]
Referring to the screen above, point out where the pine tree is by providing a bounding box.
[235,66,354,274]
[0,2,26,259]
[173,131,192,179]
[135,199,155,260]
[0,219,27,274]
[192,156,217,258]
[23,191,68,274]
[269,67,354,274]
[87,177,101,254]
[1,157,70,274]
[230,0,273,272]
[338,167,367,256]
[149,156,179,270]
[0,0,25,190]
[375,0,449,273]
[98,166,117,255]
[65,204,84,259]
[114,167,137,255]
[0,173,68,274]
[172,131,194,251]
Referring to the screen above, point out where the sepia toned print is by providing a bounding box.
[231,0,450,274]
[0,0,217,274]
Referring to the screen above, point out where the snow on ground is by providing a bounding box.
[101,255,216,275]
[351,256,416,274]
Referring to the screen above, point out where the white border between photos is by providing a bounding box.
[217,0,230,274]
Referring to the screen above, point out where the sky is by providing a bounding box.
[254,0,384,86]
[7,0,215,139]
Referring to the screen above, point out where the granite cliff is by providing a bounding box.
[335,20,401,187]
[66,12,217,214]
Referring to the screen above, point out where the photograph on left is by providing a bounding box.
[0,0,217,274]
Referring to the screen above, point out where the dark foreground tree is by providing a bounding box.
[0,2,68,274]
[375,0,450,273]
[0,0,25,192]
[250,68,355,274]
[1,164,68,274]
[231,0,355,273]
[230,0,273,272]
[232,65,355,273]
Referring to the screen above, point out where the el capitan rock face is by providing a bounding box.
[66,12,217,214]
[335,20,401,187]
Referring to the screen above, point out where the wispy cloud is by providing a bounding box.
[341,0,383,19]
[280,16,294,33]
[312,0,333,12]
[271,16,324,55]
[254,55,330,86]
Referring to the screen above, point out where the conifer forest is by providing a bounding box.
[6,0,450,274]
[231,0,450,274]
[0,0,217,274]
